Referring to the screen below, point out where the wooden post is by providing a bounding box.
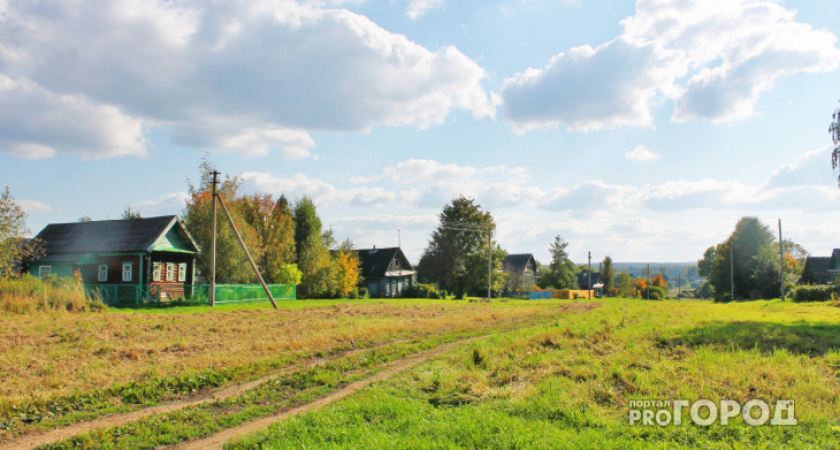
[779,219,784,300]
[216,194,279,309]
[487,227,492,299]
[210,170,219,307]
[587,252,591,300]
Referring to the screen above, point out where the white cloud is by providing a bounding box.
[406,0,445,20]
[502,0,840,129]
[133,192,189,216]
[17,199,53,214]
[625,144,661,161]
[762,144,834,189]
[0,0,495,159]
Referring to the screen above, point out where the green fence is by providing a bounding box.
[84,283,296,307]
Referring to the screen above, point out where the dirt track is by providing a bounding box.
[1,302,600,450]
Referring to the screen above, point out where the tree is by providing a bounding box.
[418,196,503,298]
[329,250,363,298]
[120,207,142,220]
[293,196,331,298]
[239,193,296,283]
[831,103,840,183]
[705,217,782,301]
[182,160,262,284]
[0,187,42,275]
[275,264,303,286]
[615,273,636,298]
[601,256,614,294]
[538,236,577,289]
[78,216,92,222]
[698,246,715,279]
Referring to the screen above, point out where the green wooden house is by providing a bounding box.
[355,247,416,298]
[27,216,200,302]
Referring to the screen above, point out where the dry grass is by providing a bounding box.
[0,300,559,410]
[0,275,104,314]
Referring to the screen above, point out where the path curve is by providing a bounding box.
[174,335,486,450]
[0,341,399,450]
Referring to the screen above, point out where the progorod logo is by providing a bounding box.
[628,399,796,427]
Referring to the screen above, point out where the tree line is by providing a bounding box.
[182,161,361,299]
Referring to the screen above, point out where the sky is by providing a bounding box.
[2,0,840,265]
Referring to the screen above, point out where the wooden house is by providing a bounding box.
[502,253,538,291]
[27,216,200,300]
[800,256,834,284]
[355,247,415,298]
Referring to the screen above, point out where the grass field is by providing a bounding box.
[229,299,840,449]
[2,298,840,449]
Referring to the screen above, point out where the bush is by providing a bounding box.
[402,283,441,299]
[358,287,369,299]
[790,285,840,302]
[0,273,108,313]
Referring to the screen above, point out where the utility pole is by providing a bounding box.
[779,219,784,300]
[487,229,492,299]
[646,263,650,300]
[678,270,682,299]
[730,245,735,301]
[209,170,219,307]
[587,252,591,300]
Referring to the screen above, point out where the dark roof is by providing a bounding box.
[503,254,536,273]
[801,256,832,283]
[355,247,415,278]
[829,249,840,272]
[32,216,198,255]
[577,272,601,289]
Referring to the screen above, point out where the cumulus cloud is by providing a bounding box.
[502,0,840,129]
[762,144,834,189]
[625,144,661,161]
[502,37,684,131]
[0,0,495,159]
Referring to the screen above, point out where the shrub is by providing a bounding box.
[0,273,107,313]
[790,285,840,302]
[358,287,369,299]
[402,283,441,299]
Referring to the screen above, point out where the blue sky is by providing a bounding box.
[2,0,840,264]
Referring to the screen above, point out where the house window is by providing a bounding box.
[166,263,175,281]
[153,263,161,282]
[38,266,51,278]
[178,263,187,282]
[98,264,108,282]
[395,259,400,268]
[122,263,132,282]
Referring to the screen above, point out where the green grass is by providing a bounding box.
[230,299,840,449]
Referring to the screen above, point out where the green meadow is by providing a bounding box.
[229,299,840,449]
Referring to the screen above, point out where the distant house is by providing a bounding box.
[502,253,538,291]
[577,272,601,290]
[800,256,834,284]
[355,247,416,298]
[26,216,200,300]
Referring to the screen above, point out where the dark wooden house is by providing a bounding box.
[27,216,200,300]
[502,253,538,290]
[800,256,834,284]
[355,247,415,298]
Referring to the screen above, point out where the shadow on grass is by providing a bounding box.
[659,321,840,356]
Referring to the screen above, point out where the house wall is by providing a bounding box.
[363,275,413,298]
[149,252,195,299]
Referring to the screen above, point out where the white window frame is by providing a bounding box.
[153,262,161,282]
[122,262,132,282]
[395,259,400,268]
[166,263,175,282]
[39,265,51,278]
[178,263,187,282]
[98,264,108,282]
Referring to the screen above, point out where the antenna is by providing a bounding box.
[397,229,401,248]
